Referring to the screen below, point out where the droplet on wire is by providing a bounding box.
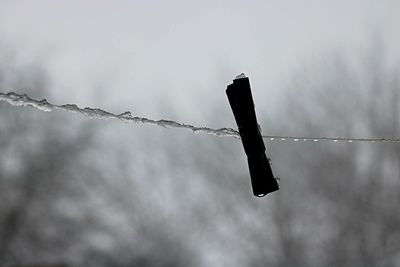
[119,111,133,118]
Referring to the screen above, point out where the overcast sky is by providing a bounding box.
[1,0,399,127]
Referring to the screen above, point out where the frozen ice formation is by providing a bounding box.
[235,73,247,80]
[0,91,240,139]
[1,90,399,143]
[0,92,53,112]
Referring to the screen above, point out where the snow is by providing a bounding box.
[0,91,240,139]
[0,92,53,112]
[1,91,399,143]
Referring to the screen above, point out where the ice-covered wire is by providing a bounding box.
[1,91,400,143]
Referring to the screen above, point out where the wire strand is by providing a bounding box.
[1,91,400,143]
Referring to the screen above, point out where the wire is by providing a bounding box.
[1,91,400,144]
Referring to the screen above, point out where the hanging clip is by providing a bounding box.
[226,74,279,197]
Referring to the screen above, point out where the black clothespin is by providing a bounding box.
[226,74,279,197]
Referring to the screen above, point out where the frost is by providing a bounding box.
[1,91,400,144]
[0,92,53,112]
[0,91,241,139]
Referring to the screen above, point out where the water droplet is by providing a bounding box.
[270,137,275,141]
[348,140,353,143]
[119,111,132,118]
[281,138,286,141]
[333,139,338,142]
[294,138,299,142]
[313,139,319,142]
[39,99,48,105]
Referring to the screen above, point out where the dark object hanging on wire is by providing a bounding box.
[226,74,279,197]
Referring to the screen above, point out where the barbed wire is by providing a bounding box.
[1,91,400,143]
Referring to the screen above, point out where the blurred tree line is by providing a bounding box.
[250,40,400,267]
[0,39,399,267]
[0,43,195,267]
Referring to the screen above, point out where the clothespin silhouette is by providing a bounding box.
[226,74,279,197]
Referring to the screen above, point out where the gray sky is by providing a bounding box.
[1,0,399,127]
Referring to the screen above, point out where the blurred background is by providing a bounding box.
[1,1,400,266]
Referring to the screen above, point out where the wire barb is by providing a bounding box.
[1,91,400,144]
